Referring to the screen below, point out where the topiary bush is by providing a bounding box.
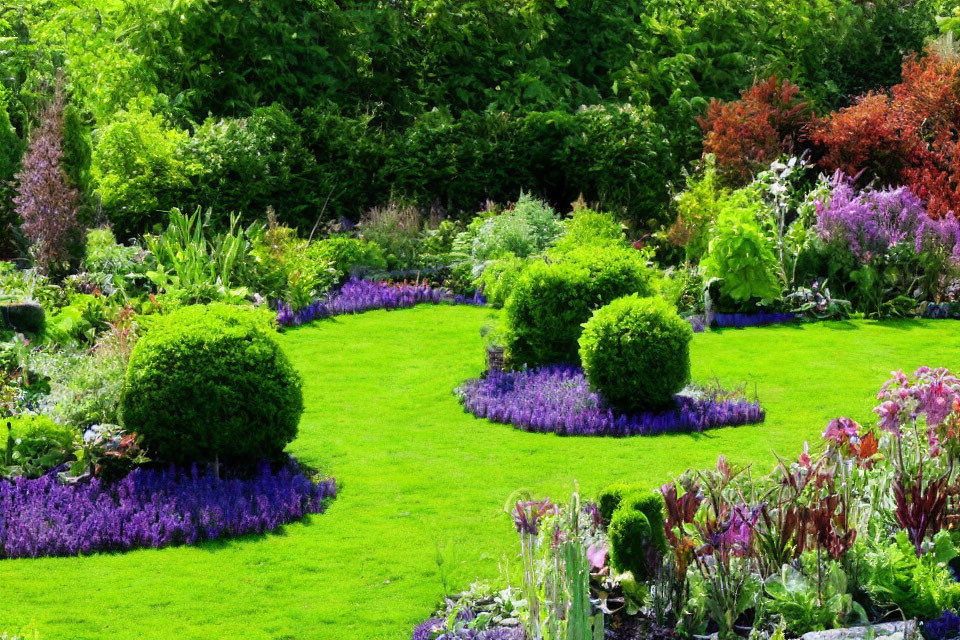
[608,508,653,580]
[505,248,656,367]
[619,491,668,557]
[549,208,628,255]
[597,482,638,523]
[120,304,303,465]
[579,295,692,412]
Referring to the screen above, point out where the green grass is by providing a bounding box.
[3,307,960,640]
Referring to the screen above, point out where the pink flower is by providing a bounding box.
[824,417,860,444]
[587,542,608,570]
[874,400,902,435]
[798,441,811,469]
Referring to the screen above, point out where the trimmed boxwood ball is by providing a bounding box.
[597,482,640,523]
[608,508,653,580]
[619,492,668,557]
[0,302,45,336]
[505,247,656,366]
[579,295,692,413]
[120,304,303,465]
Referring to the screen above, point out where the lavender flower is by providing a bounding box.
[277,278,486,327]
[712,312,796,329]
[817,174,960,263]
[0,461,336,559]
[456,365,764,437]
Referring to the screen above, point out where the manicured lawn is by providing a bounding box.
[2,307,959,640]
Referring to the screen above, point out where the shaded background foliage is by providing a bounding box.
[0,0,957,240]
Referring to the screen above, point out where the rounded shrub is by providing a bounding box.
[597,482,636,523]
[311,236,387,283]
[608,508,653,580]
[505,248,657,366]
[579,295,692,412]
[120,304,303,465]
[619,492,668,557]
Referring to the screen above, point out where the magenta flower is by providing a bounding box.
[587,542,608,570]
[824,417,861,445]
[874,400,902,435]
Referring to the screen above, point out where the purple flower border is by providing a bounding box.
[0,461,336,559]
[456,365,764,437]
[712,312,797,329]
[277,278,485,327]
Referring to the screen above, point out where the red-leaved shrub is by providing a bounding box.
[13,85,80,275]
[813,50,960,219]
[699,77,812,185]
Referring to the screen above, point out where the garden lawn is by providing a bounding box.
[2,307,959,640]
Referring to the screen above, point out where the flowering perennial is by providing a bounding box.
[457,365,764,437]
[816,175,960,262]
[277,278,485,327]
[0,461,336,559]
[712,312,796,329]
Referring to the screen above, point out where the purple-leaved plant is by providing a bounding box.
[277,278,485,327]
[0,461,336,559]
[816,173,960,263]
[13,84,80,275]
[456,365,764,437]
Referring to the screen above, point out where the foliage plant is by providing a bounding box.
[121,304,303,465]
[699,77,812,186]
[701,192,782,303]
[13,85,80,276]
[310,236,387,284]
[579,295,692,413]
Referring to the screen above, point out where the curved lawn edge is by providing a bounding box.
[277,278,485,327]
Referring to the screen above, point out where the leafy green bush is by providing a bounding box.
[359,203,424,272]
[121,304,302,465]
[0,414,75,479]
[861,531,960,620]
[579,295,691,412]
[618,491,668,557]
[597,482,639,523]
[80,228,153,296]
[36,348,127,428]
[311,236,387,284]
[468,194,562,265]
[550,208,627,255]
[701,194,782,302]
[186,104,321,229]
[91,99,191,238]
[608,508,653,580]
[247,220,336,309]
[474,255,537,309]
[505,248,657,366]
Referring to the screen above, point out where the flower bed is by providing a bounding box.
[425,365,960,640]
[276,278,485,327]
[712,312,797,329]
[456,365,764,436]
[0,461,336,559]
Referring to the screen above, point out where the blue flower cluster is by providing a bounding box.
[277,278,485,327]
[923,611,960,640]
[712,312,797,329]
[457,365,764,437]
[0,461,336,559]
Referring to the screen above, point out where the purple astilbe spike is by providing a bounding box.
[456,365,764,437]
[277,278,486,327]
[0,461,336,559]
